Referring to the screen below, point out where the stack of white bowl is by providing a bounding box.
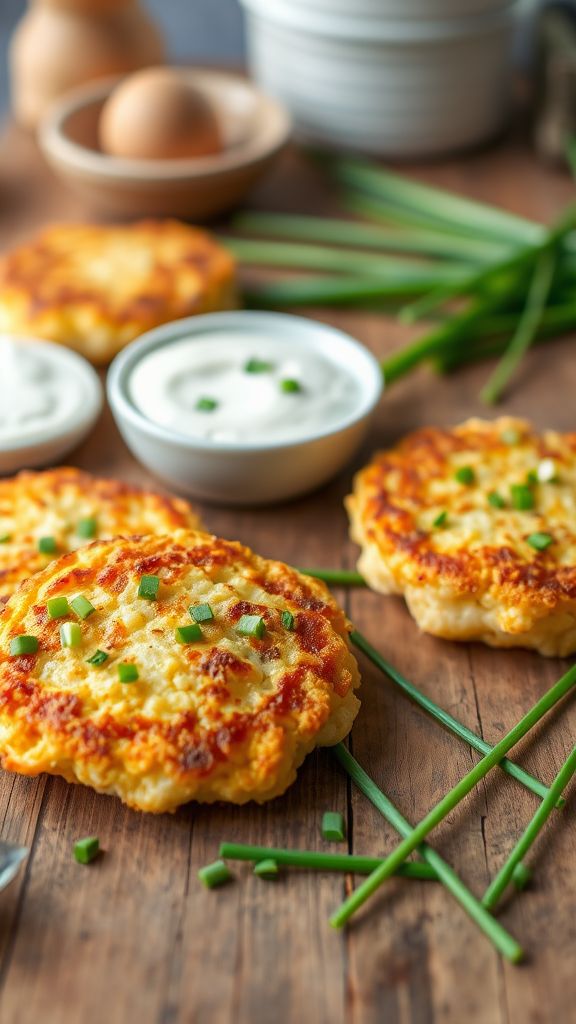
[239,0,524,157]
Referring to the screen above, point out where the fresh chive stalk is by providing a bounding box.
[350,631,559,805]
[482,745,576,911]
[298,568,366,587]
[219,842,436,880]
[330,663,576,930]
[332,744,523,963]
[243,273,468,310]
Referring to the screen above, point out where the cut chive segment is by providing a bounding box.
[253,859,279,880]
[196,397,218,412]
[454,466,475,485]
[86,649,109,666]
[118,663,138,683]
[236,614,266,639]
[70,595,95,620]
[0,534,11,543]
[198,859,232,889]
[244,357,274,374]
[47,596,69,619]
[73,836,100,865]
[501,428,521,445]
[511,484,535,510]
[488,491,506,509]
[60,622,82,648]
[298,568,366,587]
[76,517,97,539]
[526,532,553,551]
[38,536,57,554]
[280,379,302,393]
[330,663,576,931]
[219,842,437,880]
[322,811,346,843]
[175,623,203,644]
[432,511,447,528]
[190,603,214,623]
[138,574,159,601]
[281,610,295,630]
[512,863,532,891]
[9,635,38,657]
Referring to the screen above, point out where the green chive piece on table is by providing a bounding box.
[190,603,214,623]
[47,596,69,619]
[488,491,506,509]
[511,484,535,511]
[332,744,523,963]
[482,744,576,912]
[432,511,448,528]
[236,614,266,639]
[70,595,95,620]
[350,630,557,804]
[454,466,475,485]
[322,811,346,842]
[280,379,302,394]
[195,397,218,412]
[198,859,233,889]
[38,536,57,554]
[118,663,139,683]
[512,863,532,891]
[219,842,437,880]
[76,517,98,539]
[86,649,109,666]
[138,574,159,601]
[175,623,203,644]
[281,610,295,631]
[253,859,280,880]
[299,568,366,587]
[330,662,576,931]
[244,358,274,374]
[60,622,82,649]
[73,836,100,865]
[9,635,38,657]
[527,532,553,551]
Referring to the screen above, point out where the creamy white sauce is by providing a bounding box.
[128,334,363,444]
[0,336,95,446]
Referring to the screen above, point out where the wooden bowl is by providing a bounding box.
[38,69,292,220]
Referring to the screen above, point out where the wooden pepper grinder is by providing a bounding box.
[10,0,166,129]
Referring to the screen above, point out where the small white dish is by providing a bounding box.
[107,311,383,506]
[0,336,103,475]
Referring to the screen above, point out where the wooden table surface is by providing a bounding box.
[0,123,575,1024]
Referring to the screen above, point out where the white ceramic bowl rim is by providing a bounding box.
[0,335,103,453]
[38,69,292,184]
[107,312,383,454]
[240,0,521,42]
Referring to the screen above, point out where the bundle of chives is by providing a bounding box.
[330,662,576,929]
[218,842,436,880]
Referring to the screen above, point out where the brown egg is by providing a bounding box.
[99,67,222,160]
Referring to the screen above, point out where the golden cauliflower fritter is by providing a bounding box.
[0,531,360,812]
[347,417,576,656]
[0,220,237,364]
[0,467,202,605]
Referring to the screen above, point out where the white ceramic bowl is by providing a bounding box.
[287,0,507,19]
[107,312,383,506]
[0,336,103,475]
[240,0,519,157]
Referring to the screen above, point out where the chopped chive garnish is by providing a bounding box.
[501,428,521,445]
[236,614,266,638]
[219,842,437,880]
[76,517,97,539]
[526,469,538,485]
[118,663,138,683]
[175,623,203,644]
[86,649,109,666]
[432,511,447,528]
[488,491,506,509]
[190,603,214,623]
[281,610,295,630]
[73,836,100,865]
[138,574,159,601]
[60,622,82,648]
[70,595,95,620]
[9,635,38,657]
[537,458,558,483]
[454,466,475,485]
[47,596,69,619]
[244,357,274,374]
[527,532,553,551]
[322,811,346,843]
[280,379,302,393]
[253,859,279,880]
[38,536,57,554]
[511,483,535,510]
[512,863,532,891]
[0,534,11,543]
[198,859,232,889]
[195,397,218,412]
